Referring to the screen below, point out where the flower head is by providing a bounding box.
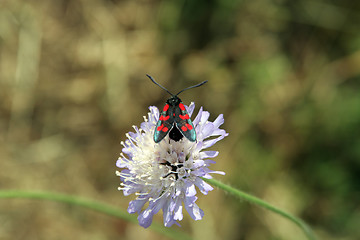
[116,102,228,228]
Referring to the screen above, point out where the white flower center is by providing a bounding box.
[156,138,194,183]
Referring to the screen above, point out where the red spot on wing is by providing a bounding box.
[186,123,193,130]
[181,126,188,131]
[163,104,169,112]
[157,124,164,131]
[159,115,170,121]
[162,126,169,132]
[179,114,190,120]
[179,103,186,111]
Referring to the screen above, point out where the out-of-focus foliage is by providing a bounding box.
[1,0,359,239]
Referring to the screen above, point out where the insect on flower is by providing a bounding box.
[146,74,207,143]
[116,75,228,228]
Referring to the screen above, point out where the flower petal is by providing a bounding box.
[186,102,196,116]
[202,134,227,149]
[201,122,215,138]
[174,206,183,221]
[213,114,224,128]
[199,151,219,159]
[163,200,179,227]
[128,198,147,213]
[192,107,203,126]
[185,182,197,197]
[184,196,204,221]
[138,208,154,228]
[195,177,214,195]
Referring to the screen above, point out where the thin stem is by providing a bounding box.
[202,178,316,240]
[0,190,192,240]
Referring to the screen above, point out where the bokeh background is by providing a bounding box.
[1,0,360,239]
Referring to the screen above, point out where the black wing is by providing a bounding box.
[174,103,196,142]
[154,104,175,143]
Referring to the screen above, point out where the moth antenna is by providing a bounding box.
[146,74,174,96]
[175,80,208,96]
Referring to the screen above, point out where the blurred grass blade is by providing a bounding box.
[0,190,192,240]
[202,178,316,240]
[8,5,41,142]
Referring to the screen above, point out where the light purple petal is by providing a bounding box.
[204,159,216,164]
[116,158,127,168]
[122,184,141,196]
[128,199,147,213]
[184,195,196,208]
[194,177,214,195]
[201,122,214,137]
[189,203,204,220]
[213,114,224,128]
[150,197,167,215]
[186,102,196,116]
[173,198,183,221]
[191,168,207,177]
[192,107,203,126]
[138,208,154,228]
[211,129,227,136]
[140,122,150,132]
[185,182,197,197]
[163,202,179,227]
[202,134,227,149]
[200,111,210,123]
[184,196,204,221]
[174,207,183,221]
[192,160,205,168]
[194,141,204,152]
[199,151,219,159]
[128,131,137,139]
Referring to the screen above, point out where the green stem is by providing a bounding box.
[0,190,192,240]
[202,178,316,240]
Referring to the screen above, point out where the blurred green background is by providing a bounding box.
[1,0,360,239]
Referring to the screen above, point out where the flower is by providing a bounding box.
[116,102,228,228]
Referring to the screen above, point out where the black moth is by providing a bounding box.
[146,74,207,143]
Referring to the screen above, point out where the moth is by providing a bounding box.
[146,74,207,143]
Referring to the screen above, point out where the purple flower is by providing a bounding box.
[116,102,228,228]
